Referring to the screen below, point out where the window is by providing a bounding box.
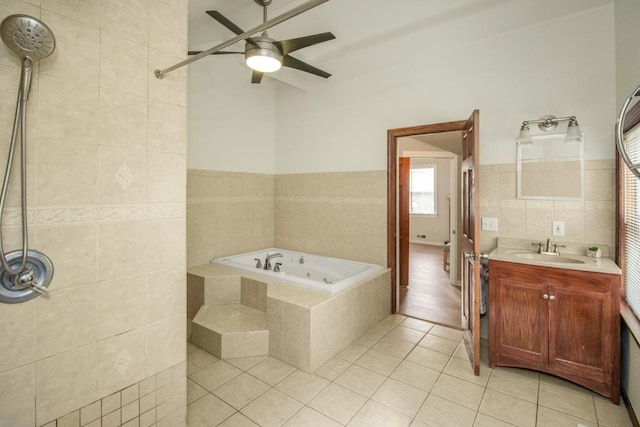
[410,164,436,215]
[622,123,640,320]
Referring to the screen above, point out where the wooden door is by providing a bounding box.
[461,110,481,375]
[549,284,610,384]
[547,272,620,402]
[490,264,548,371]
[399,157,410,286]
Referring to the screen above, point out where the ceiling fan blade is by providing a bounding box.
[205,10,257,46]
[275,32,336,56]
[282,55,331,79]
[187,50,243,55]
[251,71,264,84]
[206,11,245,35]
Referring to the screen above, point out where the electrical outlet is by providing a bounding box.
[552,221,565,236]
[481,217,498,232]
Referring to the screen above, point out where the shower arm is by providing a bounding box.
[155,0,330,79]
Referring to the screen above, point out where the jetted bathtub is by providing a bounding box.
[211,248,383,293]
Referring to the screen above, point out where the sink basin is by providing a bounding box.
[514,253,585,264]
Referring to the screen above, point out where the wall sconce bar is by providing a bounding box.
[517,115,583,145]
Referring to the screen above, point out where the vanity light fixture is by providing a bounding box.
[516,115,583,145]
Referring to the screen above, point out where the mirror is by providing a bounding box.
[517,133,583,200]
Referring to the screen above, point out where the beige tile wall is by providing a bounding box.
[188,163,616,282]
[186,170,387,268]
[0,0,188,425]
[25,360,187,427]
[187,169,275,267]
[479,160,616,252]
[275,171,388,267]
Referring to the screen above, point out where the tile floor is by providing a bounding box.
[186,314,633,427]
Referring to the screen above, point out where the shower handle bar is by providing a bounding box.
[616,82,640,180]
[155,0,330,79]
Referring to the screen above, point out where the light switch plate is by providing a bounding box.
[481,217,498,232]
[552,221,565,236]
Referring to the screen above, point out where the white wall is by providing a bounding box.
[187,4,615,174]
[273,4,615,173]
[188,53,277,174]
[409,158,452,245]
[615,0,640,108]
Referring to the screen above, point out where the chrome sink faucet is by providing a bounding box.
[264,252,283,270]
[531,238,565,256]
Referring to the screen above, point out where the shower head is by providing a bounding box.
[1,14,55,63]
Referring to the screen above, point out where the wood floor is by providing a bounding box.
[398,243,461,329]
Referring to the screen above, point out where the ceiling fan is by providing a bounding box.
[189,0,335,84]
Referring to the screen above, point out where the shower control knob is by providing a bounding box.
[29,282,49,295]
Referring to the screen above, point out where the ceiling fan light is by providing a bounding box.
[245,44,282,72]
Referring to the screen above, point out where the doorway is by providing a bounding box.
[387,111,481,372]
[387,120,470,325]
[398,150,461,328]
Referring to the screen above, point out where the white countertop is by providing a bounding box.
[488,238,621,275]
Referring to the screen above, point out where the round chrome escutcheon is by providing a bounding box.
[0,250,54,304]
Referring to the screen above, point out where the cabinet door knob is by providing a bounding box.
[543,294,549,299]
[549,295,556,301]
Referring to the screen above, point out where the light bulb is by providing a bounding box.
[564,118,583,143]
[516,123,533,145]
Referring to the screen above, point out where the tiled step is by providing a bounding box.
[191,304,268,359]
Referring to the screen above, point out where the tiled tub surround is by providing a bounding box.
[190,275,269,359]
[187,264,391,372]
[186,169,387,268]
[0,0,188,425]
[275,171,388,268]
[187,169,275,267]
[479,160,616,252]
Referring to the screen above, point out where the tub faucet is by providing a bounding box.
[264,252,283,270]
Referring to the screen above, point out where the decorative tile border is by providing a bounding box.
[1,204,185,227]
[274,196,386,205]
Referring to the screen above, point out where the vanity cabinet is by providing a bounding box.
[489,260,620,403]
